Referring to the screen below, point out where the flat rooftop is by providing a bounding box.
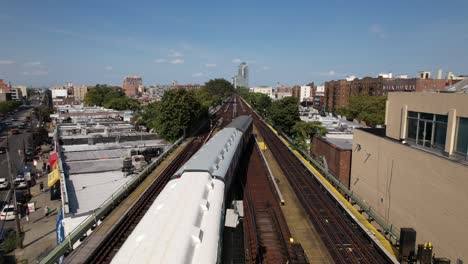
[323,137,353,150]
[66,171,132,216]
[62,139,169,217]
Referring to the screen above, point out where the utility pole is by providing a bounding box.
[6,137,23,249]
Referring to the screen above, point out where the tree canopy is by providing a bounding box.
[291,120,327,151]
[0,101,21,114]
[103,97,140,111]
[143,89,206,141]
[204,78,234,98]
[84,84,126,107]
[84,84,140,111]
[268,97,300,134]
[238,87,272,117]
[335,95,386,127]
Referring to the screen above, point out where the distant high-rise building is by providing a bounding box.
[233,62,249,88]
[123,76,143,97]
[73,85,88,102]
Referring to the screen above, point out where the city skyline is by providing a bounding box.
[1,0,468,87]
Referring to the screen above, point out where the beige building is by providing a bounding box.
[250,86,274,99]
[14,85,27,98]
[351,92,468,262]
[73,85,88,102]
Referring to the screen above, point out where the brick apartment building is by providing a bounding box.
[123,76,143,97]
[382,78,455,93]
[0,79,10,92]
[325,76,457,112]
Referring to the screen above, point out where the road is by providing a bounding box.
[0,97,42,229]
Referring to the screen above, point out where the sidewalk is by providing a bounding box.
[13,179,62,263]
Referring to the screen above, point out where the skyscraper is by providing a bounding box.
[233,62,249,88]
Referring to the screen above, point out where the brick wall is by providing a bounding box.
[312,136,352,189]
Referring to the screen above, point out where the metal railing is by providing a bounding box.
[240,95,400,243]
[39,136,184,264]
[279,131,400,243]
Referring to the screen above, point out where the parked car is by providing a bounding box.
[0,205,16,221]
[14,178,27,189]
[0,147,6,154]
[0,179,9,190]
[10,129,19,135]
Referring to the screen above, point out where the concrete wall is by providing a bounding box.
[351,129,468,262]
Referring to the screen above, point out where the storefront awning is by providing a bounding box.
[48,167,60,187]
[50,152,58,168]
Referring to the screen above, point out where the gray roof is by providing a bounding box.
[225,115,252,132]
[324,137,353,150]
[66,171,132,215]
[67,158,123,174]
[175,127,243,180]
[443,78,468,93]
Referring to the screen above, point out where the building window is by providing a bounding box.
[407,111,448,149]
[456,117,468,157]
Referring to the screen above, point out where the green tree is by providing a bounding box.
[84,84,126,107]
[33,106,54,123]
[137,101,160,129]
[194,89,221,110]
[204,78,234,98]
[268,97,300,134]
[103,97,140,111]
[0,101,21,114]
[292,121,327,151]
[150,89,206,141]
[336,96,386,127]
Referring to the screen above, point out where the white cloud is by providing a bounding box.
[155,58,167,63]
[320,70,336,77]
[104,66,113,71]
[262,66,271,70]
[21,70,48,76]
[169,59,184,64]
[205,63,217,67]
[232,58,242,64]
[24,61,41,66]
[192,72,204,77]
[0,60,15,65]
[169,50,184,57]
[369,24,387,38]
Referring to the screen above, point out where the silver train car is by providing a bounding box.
[112,116,253,264]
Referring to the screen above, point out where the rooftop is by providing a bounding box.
[443,78,468,93]
[322,137,353,150]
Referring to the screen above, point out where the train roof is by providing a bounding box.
[225,115,252,132]
[112,171,225,263]
[175,127,243,180]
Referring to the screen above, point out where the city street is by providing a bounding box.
[0,98,42,230]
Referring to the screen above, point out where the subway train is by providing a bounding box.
[112,116,253,264]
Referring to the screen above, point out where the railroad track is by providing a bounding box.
[86,138,204,263]
[243,142,308,263]
[73,100,235,263]
[238,96,393,264]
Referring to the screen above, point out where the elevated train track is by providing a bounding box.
[243,141,308,263]
[237,96,395,264]
[64,99,235,264]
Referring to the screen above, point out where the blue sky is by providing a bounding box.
[1,0,468,87]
